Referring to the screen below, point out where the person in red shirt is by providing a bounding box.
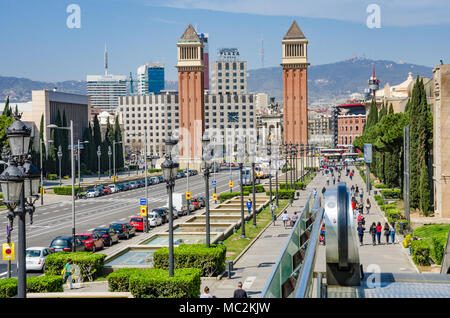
[376,222,382,244]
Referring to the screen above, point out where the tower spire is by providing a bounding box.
[104,43,108,75]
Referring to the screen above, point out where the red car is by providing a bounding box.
[102,185,112,195]
[75,232,104,252]
[189,198,201,210]
[129,216,150,232]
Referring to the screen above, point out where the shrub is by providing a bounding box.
[219,192,249,203]
[242,185,265,193]
[53,186,80,195]
[48,174,58,180]
[375,184,389,189]
[281,167,294,173]
[381,189,401,199]
[0,279,17,298]
[107,268,142,292]
[431,237,445,265]
[108,268,201,298]
[396,219,410,234]
[148,169,162,173]
[411,240,431,266]
[266,189,295,199]
[27,275,63,293]
[380,203,397,211]
[279,182,305,190]
[153,244,226,277]
[385,209,402,223]
[45,252,106,282]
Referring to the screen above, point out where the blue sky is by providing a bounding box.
[1,0,449,82]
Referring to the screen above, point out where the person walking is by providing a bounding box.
[233,282,248,298]
[351,197,356,214]
[281,211,290,229]
[384,222,391,244]
[332,175,336,185]
[62,258,73,290]
[369,222,377,246]
[357,223,365,246]
[271,203,277,226]
[349,171,353,181]
[389,222,396,244]
[322,186,326,195]
[365,198,371,214]
[246,199,252,216]
[291,211,299,227]
[313,188,317,198]
[326,176,330,186]
[200,286,214,298]
[376,222,382,245]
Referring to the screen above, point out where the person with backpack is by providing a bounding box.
[357,223,365,246]
[246,199,252,215]
[62,258,73,290]
[384,222,391,244]
[369,222,377,246]
[270,203,277,226]
[357,211,365,226]
[376,222,382,244]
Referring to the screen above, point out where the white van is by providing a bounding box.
[167,193,189,216]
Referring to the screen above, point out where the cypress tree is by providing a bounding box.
[61,111,69,176]
[389,103,394,114]
[2,96,10,116]
[114,116,124,170]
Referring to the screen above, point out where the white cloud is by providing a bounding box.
[145,0,450,26]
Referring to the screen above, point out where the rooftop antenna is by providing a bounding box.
[104,43,108,75]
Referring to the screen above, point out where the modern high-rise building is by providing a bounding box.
[137,63,165,95]
[197,32,209,90]
[210,48,247,95]
[86,46,127,112]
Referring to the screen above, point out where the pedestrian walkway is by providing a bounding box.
[201,172,326,298]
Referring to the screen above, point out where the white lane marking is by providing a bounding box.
[242,276,257,290]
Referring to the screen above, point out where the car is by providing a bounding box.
[26,247,53,272]
[85,188,101,198]
[168,206,178,219]
[109,222,136,239]
[116,183,125,191]
[157,175,164,183]
[148,212,163,227]
[129,181,138,189]
[197,196,206,208]
[152,177,160,184]
[356,158,365,163]
[149,177,158,185]
[191,170,198,175]
[75,232,104,252]
[189,198,201,210]
[93,227,119,246]
[94,185,106,196]
[129,216,151,231]
[108,184,120,193]
[122,182,130,191]
[102,185,112,195]
[49,236,85,253]
[176,172,184,179]
[152,208,168,223]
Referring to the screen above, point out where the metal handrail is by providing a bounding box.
[260,192,313,298]
[294,206,325,298]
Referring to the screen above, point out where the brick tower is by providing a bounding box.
[281,21,309,147]
[176,24,205,168]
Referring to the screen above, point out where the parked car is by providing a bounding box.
[148,212,163,227]
[148,177,157,185]
[26,247,53,272]
[129,181,138,189]
[122,183,130,191]
[157,175,164,183]
[49,236,85,253]
[116,183,125,191]
[93,227,119,246]
[95,186,105,196]
[152,208,168,223]
[85,188,101,198]
[176,172,184,179]
[75,232,104,252]
[167,206,178,219]
[189,198,201,210]
[101,185,112,195]
[197,196,206,208]
[109,222,136,239]
[108,184,120,193]
[129,216,151,231]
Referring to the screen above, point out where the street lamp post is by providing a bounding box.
[249,144,257,228]
[237,137,246,239]
[97,146,101,180]
[202,134,211,248]
[289,142,294,189]
[267,140,272,203]
[47,121,75,251]
[77,140,89,191]
[275,142,279,207]
[108,146,112,179]
[284,143,288,189]
[294,143,299,183]
[40,139,44,206]
[113,140,123,181]
[0,115,41,298]
[57,145,62,186]
[161,134,179,277]
[300,143,304,182]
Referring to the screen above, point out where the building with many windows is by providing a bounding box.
[86,74,127,112]
[137,63,165,95]
[210,48,247,95]
[335,102,366,147]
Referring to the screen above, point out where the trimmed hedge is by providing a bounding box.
[48,174,58,180]
[381,189,401,199]
[0,279,17,298]
[148,169,162,173]
[411,240,431,266]
[242,185,265,193]
[0,276,63,298]
[279,182,306,190]
[266,189,295,199]
[45,252,106,282]
[153,244,226,277]
[375,184,389,189]
[108,268,201,298]
[219,191,249,203]
[431,237,445,265]
[385,209,402,223]
[53,186,80,195]
[380,203,397,211]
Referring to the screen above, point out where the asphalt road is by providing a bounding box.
[0,168,245,279]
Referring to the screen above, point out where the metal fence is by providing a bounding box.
[261,192,323,298]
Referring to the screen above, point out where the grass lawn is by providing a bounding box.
[222,200,289,261]
[414,224,450,247]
